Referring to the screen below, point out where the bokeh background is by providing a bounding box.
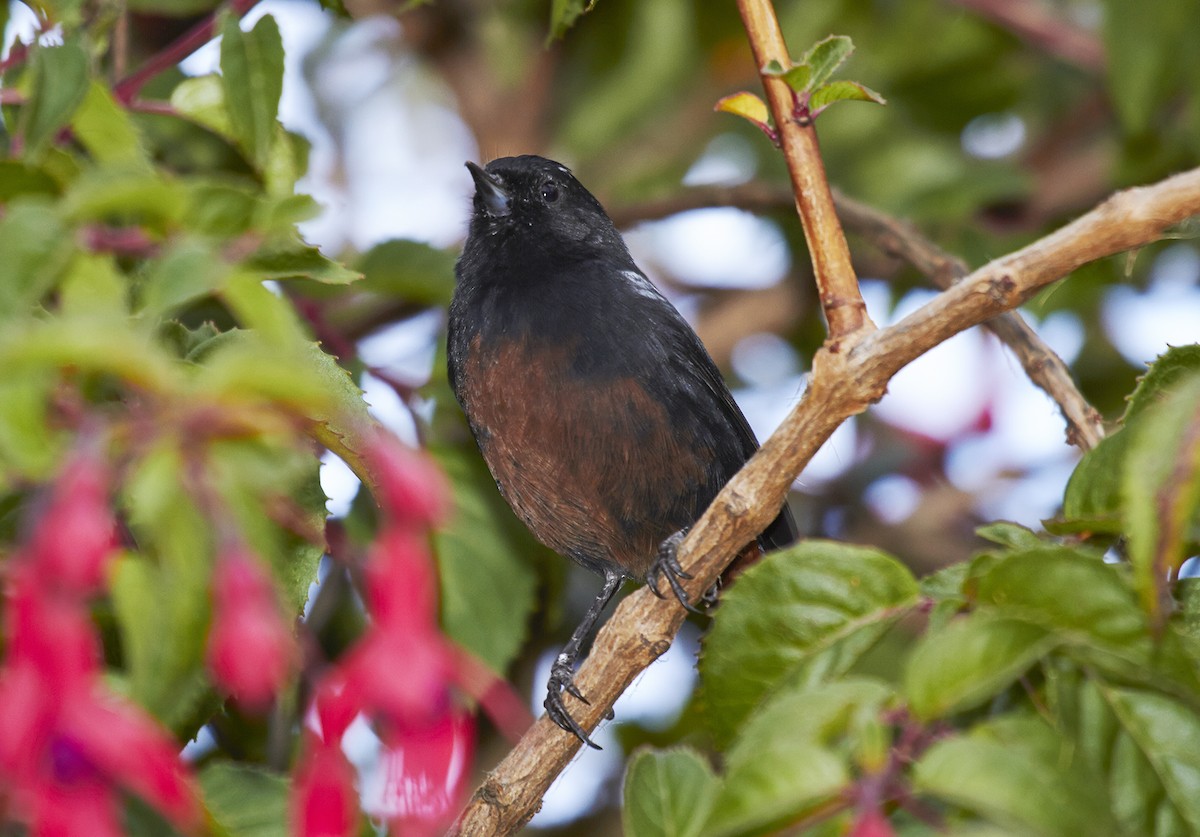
[8,0,1197,831]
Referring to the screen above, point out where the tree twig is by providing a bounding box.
[448,164,1200,836]
[736,0,869,340]
[832,189,1106,449]
[614,182,1105,450]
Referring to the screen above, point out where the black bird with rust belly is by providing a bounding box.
[447,155,796,747]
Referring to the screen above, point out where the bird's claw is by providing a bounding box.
[647,530,707,615]
[546,658,601,749]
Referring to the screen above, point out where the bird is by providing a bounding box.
[447,154,797,748]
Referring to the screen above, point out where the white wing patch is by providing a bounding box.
[620,269,667,302]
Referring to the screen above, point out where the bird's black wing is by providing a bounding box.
[628,275,799,552]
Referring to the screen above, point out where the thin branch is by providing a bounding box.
[832,190,1106,450]
[449,166,1200,836]
[614,182,1105,450]
[736,0,869,340]
[112,0,262,104]
[948,0,1106,73]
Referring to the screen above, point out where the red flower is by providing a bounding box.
[362,526,438,632]
[366,437,450,528]
[3,563,101,689]
[206,546,296,711]
[378,709,475,837]
[291,737,359,837]
[28,450,117,596]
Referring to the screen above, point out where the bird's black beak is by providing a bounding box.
[466,161,512,218]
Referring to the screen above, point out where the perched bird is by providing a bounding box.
[447,155,796,747]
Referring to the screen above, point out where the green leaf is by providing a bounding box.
[71,82,150,168]
[1059,346,1200,534]
[623,748,718,837]
[114,445,217,730]
[905,613,1058,720]
[802,35,854,90]
[973,547,1147,650]
[1103,0,1178,134]
[707,679,892,837]
[247,239,361,285]
[549,0,598,39]
[62,166,187,233]
[21,38,90,155]
[1125,345,1200,421]
[1123,375,1200,620]
[220,272,310,347]
[220,14,284,172]
[975,521,1046,550]
[699,540,918,746]
[355,239,456,305]
[1098,685,1200,833]
[0,201,73,320]
[1057,429,1129,534]
[761,59,811,92]
[0,161,60,200]
[171,74,235,139]
[809,80,886,114]
[59,252,128,320]
[138,239,229,319]
[914,715,1117,836]
[431,444,538,672]
[200,762,289,837]
[0,372,61,479]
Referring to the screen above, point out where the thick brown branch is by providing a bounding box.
[735,0,868,339]
[449,167,1200,836]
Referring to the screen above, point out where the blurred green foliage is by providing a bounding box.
[2,0,1199,833]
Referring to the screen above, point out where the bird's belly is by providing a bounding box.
[457,335,711,578]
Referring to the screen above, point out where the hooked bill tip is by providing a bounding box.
[466,161,511,218]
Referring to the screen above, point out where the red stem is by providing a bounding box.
[112,0,263,104]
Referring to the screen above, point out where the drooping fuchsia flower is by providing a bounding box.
[206,545,296,711]
[0,451,201,835]
[290,436,489,836]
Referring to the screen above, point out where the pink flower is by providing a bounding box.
[366,437,450,528]
[379,709,475,837]
[291,736,359,837]
[362,526,438,632]
[28,450,116,596]
[4,563,100,689]
[206,547,296,711]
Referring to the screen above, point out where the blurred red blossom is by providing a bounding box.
[206,545,296,711]
[365,434,450,528]
[27,448,117,596]
[0,451,200,835]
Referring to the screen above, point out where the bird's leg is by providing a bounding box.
[646,528,708,615]
[545,569,624,749]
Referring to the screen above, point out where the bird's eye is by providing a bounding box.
[540,182,560,203]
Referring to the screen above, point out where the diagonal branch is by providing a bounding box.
[449,165,1200,837]
[613,183,1105,451]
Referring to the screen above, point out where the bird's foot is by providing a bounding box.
[647,529,708,615]
[545,654,601,749]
